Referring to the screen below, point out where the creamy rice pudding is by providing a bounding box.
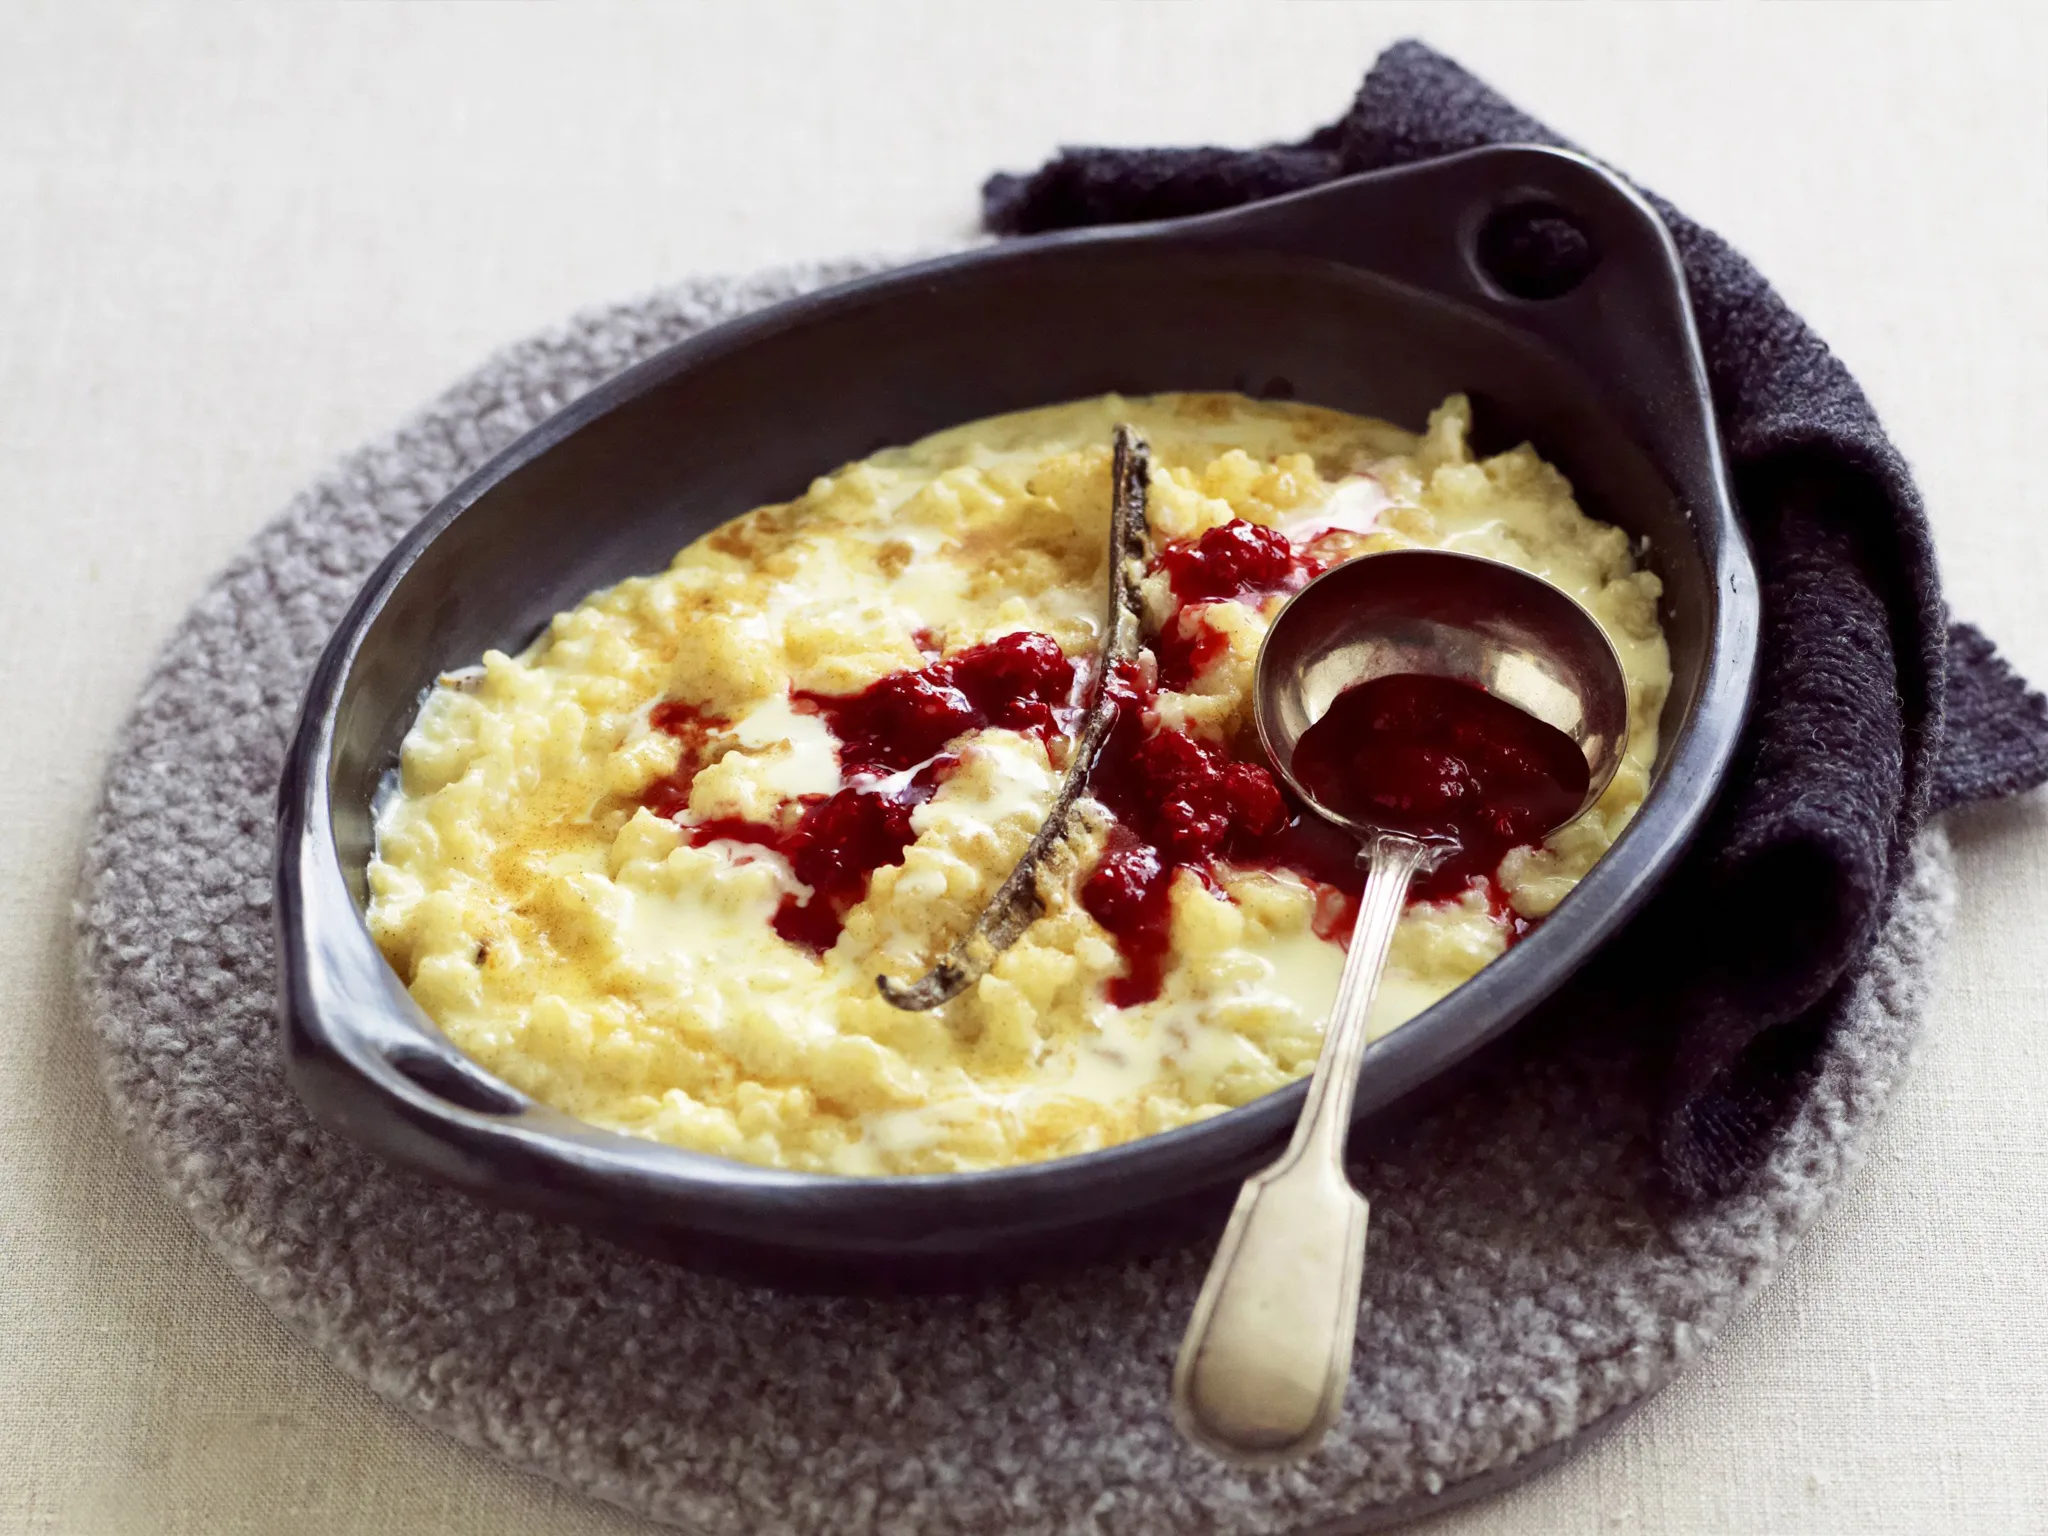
[367,393,1670,1174]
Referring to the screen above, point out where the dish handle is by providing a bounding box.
[1181,143,1727,520]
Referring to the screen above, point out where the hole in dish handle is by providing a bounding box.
[1471,198,1599,301]
[385,1047,524,1116]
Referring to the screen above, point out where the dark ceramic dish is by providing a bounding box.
[277,145,1756,1289]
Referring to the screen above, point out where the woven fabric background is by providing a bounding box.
[8,6,2047,1534]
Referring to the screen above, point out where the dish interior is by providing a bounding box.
[295,233,1734,1272]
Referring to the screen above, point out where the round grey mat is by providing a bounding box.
[74,262,1957,1535]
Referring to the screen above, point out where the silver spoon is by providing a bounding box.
[1170,547,1632,1465]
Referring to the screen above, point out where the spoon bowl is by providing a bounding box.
[1255,548,1632,839]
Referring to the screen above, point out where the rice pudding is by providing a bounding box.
[366,392,1671,1174]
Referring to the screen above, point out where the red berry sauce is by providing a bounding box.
[1287,672,1590,900]
[1076,660,1290,1005]
[1066,517,1324,1003]
[641,700,726,821]
[686,754,956,954]
[1158,518,1315,605]
[641,632,1082,955]
[1149,519,1326,692]
[1082,672,1578,998]
[795,630,1078,777]
[1152,608,1231,692]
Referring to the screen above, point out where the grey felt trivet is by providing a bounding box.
[75,264,1959,1534]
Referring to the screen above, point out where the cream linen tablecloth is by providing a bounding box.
[4,5,2044,1532]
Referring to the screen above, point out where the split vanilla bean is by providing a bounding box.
[876,425,1152,1011]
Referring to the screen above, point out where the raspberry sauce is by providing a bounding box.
[641,701,726,821]
[1158,518,1317,605]
[641,632,1081,956]
[1287,672,1590,897]
[1152,608,1231,692]
[1076,660,1290,1005]
[795,630,1078,777]
[1065,516,1327,1001]
[1149,519,1325,691]
[686,754,954,955]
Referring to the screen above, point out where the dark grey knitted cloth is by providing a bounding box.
[983,39,2048,1200]
[76,266,1965,1534]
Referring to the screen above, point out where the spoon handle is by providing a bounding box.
[1170,830,1432,1464]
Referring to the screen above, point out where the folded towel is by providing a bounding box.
[983,40,2048,1198]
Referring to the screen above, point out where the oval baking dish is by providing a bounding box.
[277,144,1756,1288]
